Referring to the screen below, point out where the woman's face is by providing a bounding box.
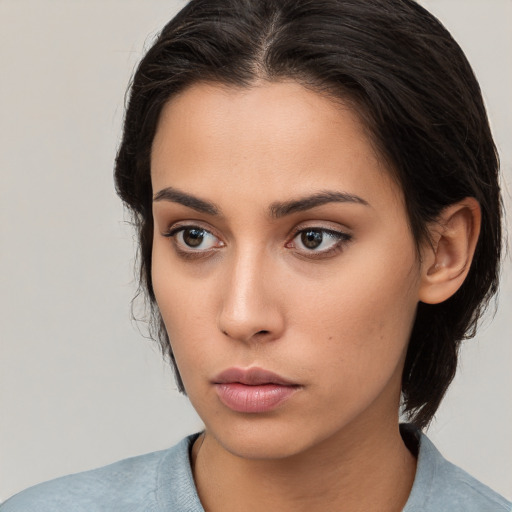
[151,81,424,459]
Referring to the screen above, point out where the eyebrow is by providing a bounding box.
[153,186,219,215]
[270,191,369,218]
[152,186,369,217]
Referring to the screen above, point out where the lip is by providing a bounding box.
[214,367,298,386]
[213,367,301,413]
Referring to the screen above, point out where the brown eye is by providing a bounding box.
[288,227,352,257]
[182,228,206,247]
[164,225,224,254]
[301,230,324,249]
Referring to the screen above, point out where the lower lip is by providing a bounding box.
[214,383,299,413]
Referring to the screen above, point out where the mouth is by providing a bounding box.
[213,367,301,413]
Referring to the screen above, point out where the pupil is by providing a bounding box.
[301,230,323,249]
[183,228,204,247]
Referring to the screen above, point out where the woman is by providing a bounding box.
[2,0,510,510]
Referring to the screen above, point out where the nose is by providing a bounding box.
[217,251,285,344]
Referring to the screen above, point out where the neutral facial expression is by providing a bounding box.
[151,81,424,459]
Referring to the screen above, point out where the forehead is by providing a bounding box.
[150,80,401,210]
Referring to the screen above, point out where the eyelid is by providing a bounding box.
[161,222,225,257]
[287,221,352,241]
[290,218,352,233]
[162,220,221,239]
[285,223,353,258]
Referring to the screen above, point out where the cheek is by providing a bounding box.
[153,283,209,397]
[152,246,204,349]
[284,244,420,380]
[283,273,417,426]
[151,245,226,394]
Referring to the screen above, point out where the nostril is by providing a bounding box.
[256,330,270,335]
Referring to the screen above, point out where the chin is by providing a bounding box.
[204,416,327,461]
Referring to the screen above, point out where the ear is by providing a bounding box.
[419,198,481,305]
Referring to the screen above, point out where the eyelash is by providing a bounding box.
[162,225,225,259]
[286,227,352,259]
[161,224,352,260]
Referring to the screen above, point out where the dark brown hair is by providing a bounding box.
[114,0,502,429]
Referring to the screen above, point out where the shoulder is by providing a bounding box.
[403,425,511,512]
[0,435,201,512]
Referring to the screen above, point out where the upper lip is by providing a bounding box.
[213,367,298,386]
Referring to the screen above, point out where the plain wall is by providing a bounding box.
[1,0,511,502]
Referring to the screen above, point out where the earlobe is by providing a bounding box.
[419,198,481,305]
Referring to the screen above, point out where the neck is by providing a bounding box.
[192,419,417,512]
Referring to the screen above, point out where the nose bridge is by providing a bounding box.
[218,245,283,342]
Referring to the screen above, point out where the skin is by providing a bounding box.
[150,81,479,512]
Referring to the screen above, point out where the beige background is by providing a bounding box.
[1,0,511,502]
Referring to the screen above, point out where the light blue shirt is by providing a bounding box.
[1,428,510,511]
